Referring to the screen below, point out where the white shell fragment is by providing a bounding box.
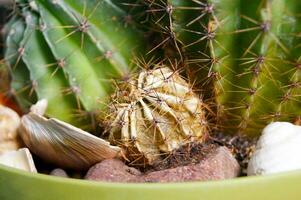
[30,98,48,116]
[0,105,22,154]
[19,113,121,170]
[247,122,301,175]
[0,148,37,173]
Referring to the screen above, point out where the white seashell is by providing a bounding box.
[30,99,48,116]
[247,122,301,175]
[0,148,37,173]
[0,105,22,154]
[19,113,121,170]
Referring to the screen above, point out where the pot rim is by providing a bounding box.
[1,163,301,188]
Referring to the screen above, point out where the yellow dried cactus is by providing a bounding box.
[104,67,208,165]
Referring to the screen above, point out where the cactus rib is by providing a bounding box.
[4,16,36,110]
[5,0,146,128]
[21,9,78,123]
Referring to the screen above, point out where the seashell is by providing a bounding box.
[0,105,22,154]
[19,112,121,170]
[247,122,301,175]
[29,98,48,116]
[0,148,37,172]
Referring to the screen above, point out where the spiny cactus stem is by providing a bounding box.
[275,62,301,120]
[19,9,80,123]
[4,15,37,111]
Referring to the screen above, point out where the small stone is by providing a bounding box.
[248,122,301,175]
[85,146,240,183]
[85,159,141,182]
[50,168,69,178]
[143,147,240,182]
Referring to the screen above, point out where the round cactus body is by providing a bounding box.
[104,67,208,165]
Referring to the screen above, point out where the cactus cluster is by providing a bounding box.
[3,0,301,165]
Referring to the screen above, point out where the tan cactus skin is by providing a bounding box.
[103,67,208,165]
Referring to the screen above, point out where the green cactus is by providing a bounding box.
[139,0,301,136]
[4,15,36,110]
[4,0,145,129]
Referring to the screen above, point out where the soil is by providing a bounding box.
[139,133,257,175]
[148,142,219,172]
[210,132,257,175]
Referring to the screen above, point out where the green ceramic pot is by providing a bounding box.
[0,164,300,200]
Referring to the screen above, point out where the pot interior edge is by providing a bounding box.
[0,163,301,187]
[1,164,301,200]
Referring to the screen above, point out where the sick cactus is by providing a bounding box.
[104,66,208,165]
